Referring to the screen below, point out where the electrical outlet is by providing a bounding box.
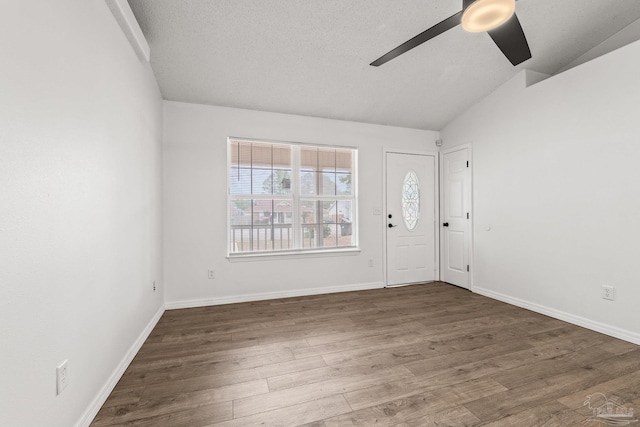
[373,207,381,215]
[153,281,156,292]
[368,259,374,267]
[602,285,615,301]
[56,360,68,395]
[208,269,216,279]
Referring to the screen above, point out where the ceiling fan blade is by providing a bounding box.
[487,13,531,66]
[370,11,463,67]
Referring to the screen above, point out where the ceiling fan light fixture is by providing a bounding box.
[461,0,516,33]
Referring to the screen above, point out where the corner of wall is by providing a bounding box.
[524,69,551,87]
[557,18,640,74]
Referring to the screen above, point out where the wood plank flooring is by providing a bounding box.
[91,282,640,426]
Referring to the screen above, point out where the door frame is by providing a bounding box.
[439,143,474,290]
[382,148,440,288]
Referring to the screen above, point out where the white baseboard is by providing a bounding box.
[473,286,640,345]
[76,304,165,427]
[165,282,384,310]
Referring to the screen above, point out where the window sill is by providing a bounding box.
[227,247,361,262]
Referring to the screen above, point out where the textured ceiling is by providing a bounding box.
[128,0,640,130]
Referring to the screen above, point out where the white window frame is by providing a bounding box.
[227,137,359,259]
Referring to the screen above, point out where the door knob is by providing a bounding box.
[443,222,449,227]
[388,224,397,228]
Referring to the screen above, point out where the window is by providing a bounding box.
[402,170,420,231]
[228,138,357,255]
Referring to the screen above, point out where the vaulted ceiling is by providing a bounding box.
[128,0,640,130]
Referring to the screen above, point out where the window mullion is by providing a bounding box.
[292,146,301,250]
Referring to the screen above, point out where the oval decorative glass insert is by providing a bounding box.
[402,170,420,231]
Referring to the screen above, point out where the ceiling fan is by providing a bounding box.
[370,0,531,67]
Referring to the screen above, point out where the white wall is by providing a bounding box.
[440,41,640,343]
[0,2,163,426]
[163,102,439,306]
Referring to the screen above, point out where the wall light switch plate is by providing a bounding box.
[56,360,68,395]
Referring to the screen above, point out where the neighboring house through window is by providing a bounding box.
[228,138,357,255]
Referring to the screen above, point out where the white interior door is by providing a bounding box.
[441,146,471,288]
[386,152,437,286]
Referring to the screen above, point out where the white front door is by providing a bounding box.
[386,152,437,286]
[441,146,471,288]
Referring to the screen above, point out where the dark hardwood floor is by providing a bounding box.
[91,282,640,426]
